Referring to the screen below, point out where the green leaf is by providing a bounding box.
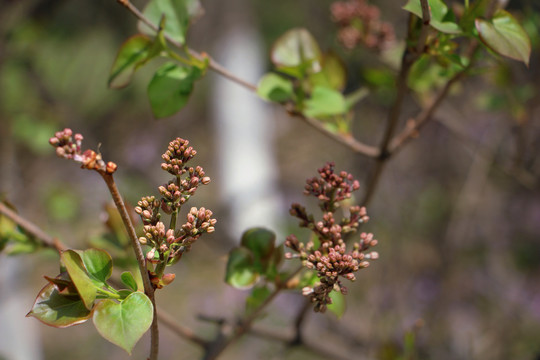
[61,250,98,310]
[271,28,322,78]
[93,292,154,355]
[121,271,139,292]
[147,62,202,118]
[257,73,294,103]
[26,283,91,328]
[138,0,203,45]
[246,285,271,314]
[240,228,276,271]
[304,86,347,118]
[476,10,531,66]
[108,35,154,88]
[81,249,113,283]
[225,247,259,289]
[345,87,369,110]
[308,52,347,91]
[403,0,461,34]
[327,290,346,319]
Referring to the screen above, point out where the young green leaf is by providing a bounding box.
[225,247,259,289]
[138,0,203,45]
[403,0,461,34]
[147,62,202,118]
[304,86,347,118]
[245,285,272,314]
[327,290,346,319]
[308,52,347,91]
[26,282,91,328]
[476,10,531,66]
[121,271,139,292]
[93,292,154,355]
[271,28,322,78]
[81,248,113,283]
[108,35,154,89]
[257,73,294,102]
[240,228,276,265]
[61,250,99,310]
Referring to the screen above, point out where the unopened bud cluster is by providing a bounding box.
[331,0,395,51]
[49,128,117,174]
[285,163,378,313]
[135,138,216,288]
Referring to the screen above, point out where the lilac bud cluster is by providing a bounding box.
[135,138,216,288]
[304,162,360,212]
[49,128,117,174]
[330,0,395,51]
[285,163,378,313]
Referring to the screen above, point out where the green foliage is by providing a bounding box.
[257,73,294,103]
[138,0,203,45]
[0,213,39,255]
[93,292,154,355]
[403,0,461,34]
[27,248,152,353]
[225,228,283,290]
[304,86,347,118]
[108,35,156,88]
[476,10,531,66]
[327,290,346,319]
[147,62,202,118]
[270,27,322,78]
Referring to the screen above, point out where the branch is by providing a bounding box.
[99,173,159,360]
[157,309,209,348]
[416,0,431,54]
[0,202,67,252]
[203,267,303,360]
[115,0,378,159]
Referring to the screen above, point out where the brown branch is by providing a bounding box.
[0,202,67,252]
[99,173,159,360]
[416,0,431,54]
[203,266,303,360]
[115,0,378,159]
[157,309,209,348]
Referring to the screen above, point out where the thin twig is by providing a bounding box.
[203,266,303,360]
[157,309,209,348]
[99,173,159,360]
[416,0,431,54]
[0,202,67,252]
[115,0,378,159]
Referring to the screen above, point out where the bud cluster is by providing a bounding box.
[49,128,117,174]
[330,0,395,51]
[135,138,216,288]
[285,163,378,313]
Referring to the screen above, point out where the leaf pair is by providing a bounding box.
[27,249,153,354]
[225,228,282,289]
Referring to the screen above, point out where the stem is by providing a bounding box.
[99,173,159,360]
[0,202,67,252]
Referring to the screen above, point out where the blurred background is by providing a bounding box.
[1,0,540,359]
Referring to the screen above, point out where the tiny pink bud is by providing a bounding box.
[162,273,175,285]
[201,177,211,185]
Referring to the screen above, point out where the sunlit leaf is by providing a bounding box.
[271,28,322,78]
[257,73,294,102]
[476,10,531,66]
[138,0,203,45]
[304,86,347,118]
[108,35,154,88]
[147,62,202,118]
[403,0,461,34]
[309,52,347,91]
[93,292,153,354]
[26,283,91,328]
[61,250,98,310]
[225,247,259,289]
[81,248,113,283]
[327,290,346,318]
[121,271,139,292]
